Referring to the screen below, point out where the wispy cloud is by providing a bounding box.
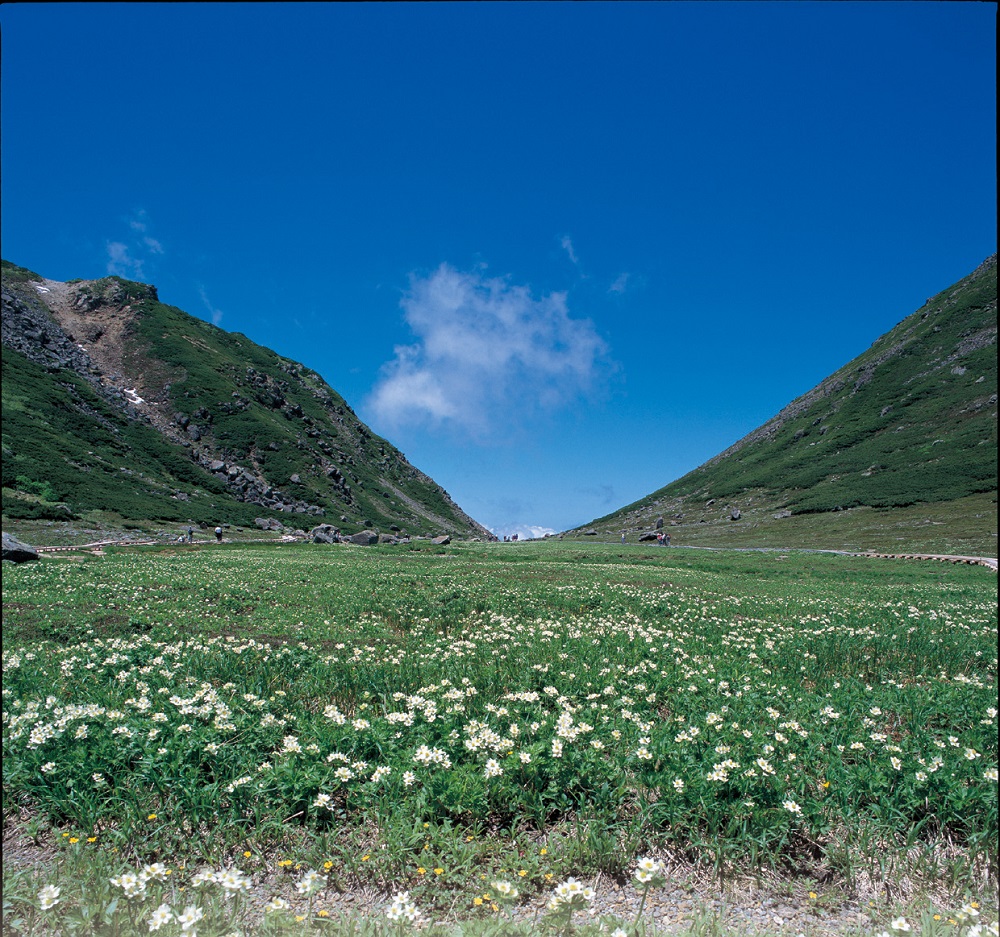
[367,263,612,440]
[560,235,579,266]
[608,272,630,294]
[106,210,164,279]
[106,241,145,279]
[198,286,224,326]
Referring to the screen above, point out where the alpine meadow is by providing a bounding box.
[1,4,997,935]
[1,255,997,936]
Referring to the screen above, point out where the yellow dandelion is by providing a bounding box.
[434,868,444,875]
[361,855,370,862]
[809,892,818,900]
[417,867,426,875]
[87,837,97,843]
[324,861,333,870]
[69,837,79,844]
[317,910,329,917]
[147,814,157,821]
[518,870,527,877]
[473,897,483,906]
[540,848,547,855]
[244,851,252,859]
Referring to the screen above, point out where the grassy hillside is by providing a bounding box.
[1,261,489,539]
[569,256,997,554]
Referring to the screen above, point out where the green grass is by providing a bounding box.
[2,541,996,935]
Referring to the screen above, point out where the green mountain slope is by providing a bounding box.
[1,261,490,540]
[568,255,997,554]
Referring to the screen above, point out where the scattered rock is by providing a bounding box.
[773,510,792,519]
[431,535,451,545]
[730,507,741,520]
[350,530,379,546]
[2,532,39,563]
[583,528,597,536]
[378,534,399,544]
[310,524,340,544]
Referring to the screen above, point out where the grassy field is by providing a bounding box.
[2,540,997,936]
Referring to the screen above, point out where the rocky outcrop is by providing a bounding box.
[2,532,39,563]
[310,524,341,544]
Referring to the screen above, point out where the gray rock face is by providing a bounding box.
[350,530,379,546]
[2,532,39,563]
[310,524,340,544]
[431,535,451,545]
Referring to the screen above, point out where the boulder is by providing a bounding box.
[655,516,664,529]
[2,532,39,563]
[582,529,597,536]
[639,532,658,542]
[730,507,741,521]
[378,534,399,544]
[773,510,792,519]
[209,460,226,473]
[254,518,271,530]
[431,535,451,545]
[350,530,379,546]
[290,474,301,484]
[310,524,340,544]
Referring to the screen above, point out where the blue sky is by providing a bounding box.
[2,2,995,538]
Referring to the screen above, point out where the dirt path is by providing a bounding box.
[852,551,997,572]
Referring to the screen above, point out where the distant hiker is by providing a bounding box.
[621,533,626,545]
[187,527,193,542]
[656,532,664,546]
[665,533,671,547]
[214,526,223,543]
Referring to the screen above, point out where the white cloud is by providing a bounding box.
[106,241,144,278]
[198,286,224,326]
[560,235,579,265]
[106,210,164,280]
[367,263,611,440]
[491,523,556,541]
[608,272,630,294]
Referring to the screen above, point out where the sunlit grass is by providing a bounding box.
[3,541,996,934]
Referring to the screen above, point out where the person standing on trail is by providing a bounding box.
[214,526,223,543]
[665,533,671,547]
[187,526,193,542]
[621,532,626,545]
